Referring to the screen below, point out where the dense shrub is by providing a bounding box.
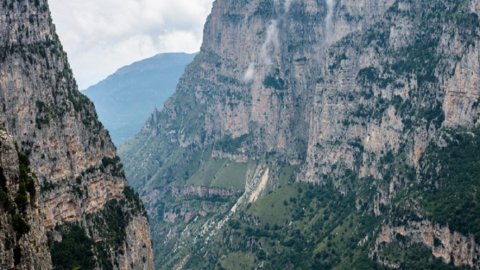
[50,225,95,270]
[418,128,480,240]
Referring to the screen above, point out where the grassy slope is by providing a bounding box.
[178,128,480,270]
[187,158,254,190]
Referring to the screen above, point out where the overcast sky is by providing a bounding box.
[49,0,214,89]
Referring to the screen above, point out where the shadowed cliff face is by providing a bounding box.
[0,0,153,269]
[120,0,480,268]
[0,129,51,270]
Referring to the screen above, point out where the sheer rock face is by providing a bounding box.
[304,0,480,183]
[121,0,397,186]
[199,0,396,160]
[123,0,479,186]
[443,46,480,127]
[120,0,480,268]
[0,130,51,270]
[0,0,153,269]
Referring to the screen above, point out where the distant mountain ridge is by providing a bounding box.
[84,52,196,145]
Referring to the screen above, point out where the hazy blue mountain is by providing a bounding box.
[84,52,196,145]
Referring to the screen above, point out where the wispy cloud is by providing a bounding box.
[242,20,280,83]
[49,0,214,89]
[260,20,279,67]
[284,0,294,11]
[326,0,335,42]
[243,62,256,83]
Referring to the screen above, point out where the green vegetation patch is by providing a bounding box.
[50,187,145,270]
[246,184,299,225]
[101,156,125,177]
[263,71,287,91]
[50,225,96,270]
[187,157,252,190]
[213,134,252,154]
[0,148,37,241]
[219,252,257,270]
[418,128,480,240]
[184,181,384,269]
[377,242,461,270]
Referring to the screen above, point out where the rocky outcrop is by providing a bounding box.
[171,186,237,198]
[122,216,154,269]
[443,45,480,127]
[374,221,480,268]
[0,0,153,269]
[211,150,249,163]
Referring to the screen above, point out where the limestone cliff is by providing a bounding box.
[0,0,153,269]
[0,129,51,269]
[120,0,480,268]
[374,221,480,268]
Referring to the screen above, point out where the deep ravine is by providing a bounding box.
[120,0,480,269]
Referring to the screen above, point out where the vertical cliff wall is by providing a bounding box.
[120,0,480,268]
[0,0,153,269]
[121,0,397,188]
[0,129,51,269]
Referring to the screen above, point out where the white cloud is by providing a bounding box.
[326,0,336,42]
[260,20,279,67]
[285,0,294,11]
[48,0,214,89]
[243,62,255,83]
[157,31,201,53]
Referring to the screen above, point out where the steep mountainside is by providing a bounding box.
[120,0,480,269]
[0,0,153,269]
[0,129,51,269]
[84,53,195,146]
